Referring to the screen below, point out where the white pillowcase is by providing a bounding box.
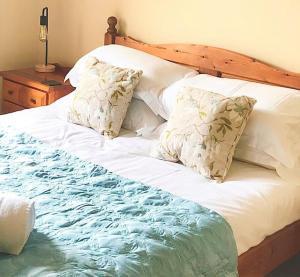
[122,99,165,136]
[50,92,165,138]
[160,74,247,120]
[65,44,197,115]
[160,74,300,185]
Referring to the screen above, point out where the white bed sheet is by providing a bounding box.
[1,95,300,256]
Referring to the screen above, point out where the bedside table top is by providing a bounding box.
[0,66,73,92]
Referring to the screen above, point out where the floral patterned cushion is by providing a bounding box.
[68,57,142,138]
[152,87,256,182]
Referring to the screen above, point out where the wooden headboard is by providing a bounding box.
[104,16,300,90]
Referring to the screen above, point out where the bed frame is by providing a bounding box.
[104,17,300,276]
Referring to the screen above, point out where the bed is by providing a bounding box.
[104,17,300,276]
[0,16,300,277]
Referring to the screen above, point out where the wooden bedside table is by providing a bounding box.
[0,66,74,114]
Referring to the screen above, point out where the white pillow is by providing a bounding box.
[160,74,300,184]
[122,99,165,136]
[233,81,300,173]
[65,44,197,115]
[243,110,300,164]
[160,74,247,120]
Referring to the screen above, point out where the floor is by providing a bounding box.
[267,254,300,277]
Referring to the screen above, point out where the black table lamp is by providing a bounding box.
[35,7,55,73]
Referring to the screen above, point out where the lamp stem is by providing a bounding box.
[45,39,48,66]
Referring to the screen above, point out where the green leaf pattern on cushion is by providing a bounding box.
[152,87,256,182]
[68,57,142,138]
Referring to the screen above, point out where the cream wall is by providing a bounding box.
[1,1,299,72]
[115,0,300,73]
[0,0,39,71]
[0,0,116,70]
[0,0,40,112]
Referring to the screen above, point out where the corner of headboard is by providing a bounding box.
[104,16,118,45]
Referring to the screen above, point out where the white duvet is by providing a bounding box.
[1,94,300,256]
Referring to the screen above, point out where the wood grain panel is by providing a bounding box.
[2,101,24,114]
[238,220,300,277]
[111,36,300,90]
[20,87,47,108]
[0,67,73,115]
[48,85,74,104]
[3,80,21,103]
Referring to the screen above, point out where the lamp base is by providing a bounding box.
[35,64,56,73]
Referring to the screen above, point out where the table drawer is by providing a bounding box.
[3,80,20,103]
[20,87,47,108]
[2,101,24,114]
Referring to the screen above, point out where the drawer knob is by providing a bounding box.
[8,90,14,95]
[30,98,37,105]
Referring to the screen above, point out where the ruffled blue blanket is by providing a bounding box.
[0,126,237,276]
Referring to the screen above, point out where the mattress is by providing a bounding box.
[1,94,300,255]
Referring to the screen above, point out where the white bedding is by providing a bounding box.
[1,94,300,256]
